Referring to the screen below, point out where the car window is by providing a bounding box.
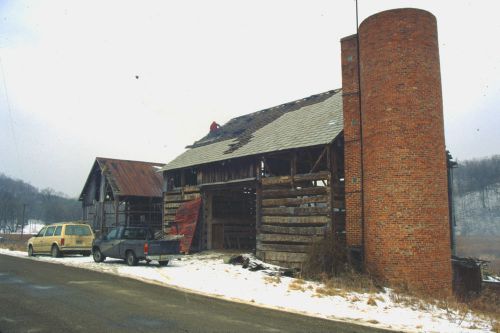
[45,226,56,236]
[123,228,147,240]
[106,228,118,240]
[54,226,62,236]
[37,227,47,237]
[65,225,92,236]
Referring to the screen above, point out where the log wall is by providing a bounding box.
[163,186,201,233]
[256,171,344,269]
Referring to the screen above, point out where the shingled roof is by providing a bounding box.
[80,157,165,199]
[162,89,343,171]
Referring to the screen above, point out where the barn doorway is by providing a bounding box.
[205,183,256,250]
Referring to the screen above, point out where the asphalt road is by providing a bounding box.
[0,254,395,333]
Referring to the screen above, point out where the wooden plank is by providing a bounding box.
[262,206,329,216]
[262,195,329,207]
[257,233,323,243]
[261,171,330,186]
[262,259,303,269]
[262,186,327,199]
[183,186,200,193]
[256,243,310,253]
[165,208,178,215]
[259,225,325,236]
[165,193,201,203]
[165,194,182,202]
[261,215,330,225]
[256,250,308,263]
[165,202,182,209]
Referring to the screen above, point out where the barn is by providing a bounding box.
[161,8,454,294]
[160,90,345,268]
[79,157,165,235]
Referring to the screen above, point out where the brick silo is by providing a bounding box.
[357,8,452,294]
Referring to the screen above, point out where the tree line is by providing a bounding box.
[0,173,81,233]
[452,155,500,236]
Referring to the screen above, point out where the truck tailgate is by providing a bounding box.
[147,239,181,255]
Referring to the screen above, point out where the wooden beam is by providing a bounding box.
[262,195,329,207]
[309,146,328,173]
[261,171,330,186]
[262,206,329,216]
[262,186,328,199]
[256,243,310,253]
[261,215,329,225]
[256,250,308,263]
[257,233,323,243]
[259,225,326,236]
[291,151,297,189]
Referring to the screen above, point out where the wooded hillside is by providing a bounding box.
[453,155,500,236]
[0,173,81,232]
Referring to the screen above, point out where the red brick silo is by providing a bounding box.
[358,8,452,294]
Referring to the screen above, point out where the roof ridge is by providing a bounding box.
[96,157,165,166]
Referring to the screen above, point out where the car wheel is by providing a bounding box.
[126,251,138,266]
[82,251,91,256]
[158,260,169,267]
[93,248,105,263]
[28,245,35,257]
[51,245,61,258]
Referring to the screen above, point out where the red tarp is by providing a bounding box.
[170,197,202,253]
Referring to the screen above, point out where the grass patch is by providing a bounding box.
[288,279,307,292]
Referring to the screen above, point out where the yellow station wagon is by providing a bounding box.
[27,222,94,257]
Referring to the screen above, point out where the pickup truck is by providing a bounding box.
[92,226,181,266]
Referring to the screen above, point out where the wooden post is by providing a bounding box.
[290,151,297,189]
[205,192,213,249]
[99,174,106,234]
[115,199,119,227]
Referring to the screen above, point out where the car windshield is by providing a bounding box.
[65,225,92,236]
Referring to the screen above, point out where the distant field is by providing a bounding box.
[456,235,500,275]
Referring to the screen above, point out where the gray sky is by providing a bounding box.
[1,0,499,197]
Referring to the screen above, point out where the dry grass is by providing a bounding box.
[366,296,377,306]
[301,233,381,295]
[288,279,307,292]
[262,274,282,285]
[0,234,29,252]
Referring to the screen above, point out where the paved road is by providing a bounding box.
[0,254,395,333]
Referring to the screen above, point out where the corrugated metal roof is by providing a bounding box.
[162,89,343,171]
[82,158,165,198]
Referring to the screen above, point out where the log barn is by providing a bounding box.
[160,90,345,268]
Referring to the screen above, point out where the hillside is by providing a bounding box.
[453,155,500,236]
[0,173,81,232]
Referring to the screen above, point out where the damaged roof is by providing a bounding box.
[162,89,343,171]
[80,157,165,199]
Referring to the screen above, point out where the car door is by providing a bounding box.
[100,228,121,258]
[41,226,56,253]
[32,227,47,253]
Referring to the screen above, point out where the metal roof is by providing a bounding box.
[80,158,165,199]
[161,89,343,171]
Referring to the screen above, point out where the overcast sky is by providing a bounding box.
[1,0,499,197]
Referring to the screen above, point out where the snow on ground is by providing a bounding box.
[0,249,496,333]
